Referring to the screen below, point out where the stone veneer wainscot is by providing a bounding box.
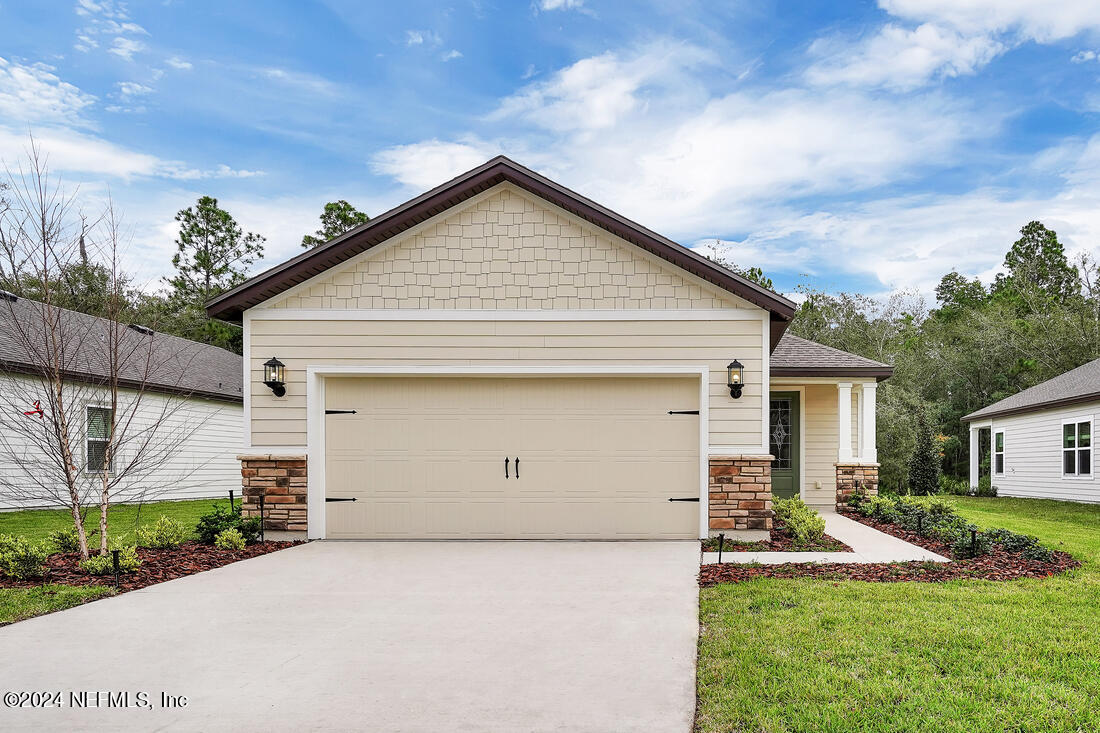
[835,462,879,508]
[238,454,307,532]
[708,455,774,536]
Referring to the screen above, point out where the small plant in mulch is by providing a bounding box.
[700,493,1081,587]
[195,503,262,545]
[0,540,302,592]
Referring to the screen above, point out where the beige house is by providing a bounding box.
[207,157,890,539]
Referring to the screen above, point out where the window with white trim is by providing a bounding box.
[86,406,113,472]
[1062,420,1092,477]
[994,431,1004,475]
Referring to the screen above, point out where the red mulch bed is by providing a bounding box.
[702,524,851,553]
[0,541,303,593]
[700,512,1079,586]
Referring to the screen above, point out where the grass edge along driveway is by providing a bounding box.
[696,496,1100,733]
[0,498,225,626]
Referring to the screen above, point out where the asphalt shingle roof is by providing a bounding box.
[963,357,1100,421]
[770,334,893,378]
[0,295,242,402]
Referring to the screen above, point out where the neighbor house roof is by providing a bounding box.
[770,334,894,381]
[205,156,798,347]
[0,294,242,402]
[963,357,1100,422]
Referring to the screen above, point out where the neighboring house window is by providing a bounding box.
[994,431,1004,475]
[1062,420,1092,477]
[86,406,113,472]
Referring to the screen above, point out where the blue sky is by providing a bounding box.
[2,0,1100,299]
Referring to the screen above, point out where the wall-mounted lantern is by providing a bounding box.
[263,357,287,397]
[727,360,744,399]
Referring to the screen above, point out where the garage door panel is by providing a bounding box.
[324,376,699,539]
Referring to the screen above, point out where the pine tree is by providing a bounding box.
[907,408,941,495]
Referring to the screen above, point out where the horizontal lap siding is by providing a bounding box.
[989,405,1100,503]
[248,317,764,448]
[803,385,839,504]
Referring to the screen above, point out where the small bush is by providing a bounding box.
[951,528,993,559]
[975,476,998,498]
[238,515,262,544]
[773,496,826,545]
[80,545,141,576]
[47,527,83,553]
[136,516,188,549]
[196,503,241,545]
[984,528,1054,562]
[214,527,246,550]
[0,534,51,579]
[938,475,971,496]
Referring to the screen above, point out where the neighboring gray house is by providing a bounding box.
[0,293,244,509]
[964,357,1100,503]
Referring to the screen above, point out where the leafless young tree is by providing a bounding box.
[0,142,210,560]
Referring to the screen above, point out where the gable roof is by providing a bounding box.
[770,334,893,380]
[0,295,242,402]
[205,156,797,346]
[963,357,1100,422]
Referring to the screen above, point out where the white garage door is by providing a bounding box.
[323,376,699,539]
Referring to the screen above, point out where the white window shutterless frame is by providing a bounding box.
[1062,419,1092,478]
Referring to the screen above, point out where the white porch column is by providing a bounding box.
[860,382,878,463]
[837,382,853,462]
[969,425,980,488]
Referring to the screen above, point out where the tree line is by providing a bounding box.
[784,221,1100,490]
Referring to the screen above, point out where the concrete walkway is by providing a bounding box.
[0,541,700,733]
[701,508,949,565]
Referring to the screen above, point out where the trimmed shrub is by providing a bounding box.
[47,527,83,553]
[907,409,941,496]
[214,528,246,550]
[0,534,51,579]
[136,516,188,549]
[773,496,826,546]
[197,503,262,545]
[80,545,141,576]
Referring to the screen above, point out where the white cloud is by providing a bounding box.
[165,56,193,70]
[115,81,152,98]
[490,42,714,134]
[880,0,1100,42]
[259,67,339,96]
[539,0,585,10]
[1072,50,1098,63]
[441,49,463,62]
[807,23,1003,90]
[0,57,96,127]
[405,30,442,47]
[107,37,146,61]
[371,139,501,191]
[808,1,1100,91]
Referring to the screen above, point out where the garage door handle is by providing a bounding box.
[504,457,510,478]
[514,457,519,479]
[668,497,700,502]
[326,497,357,502]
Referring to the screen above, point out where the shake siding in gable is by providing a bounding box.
[986,403,1100,503]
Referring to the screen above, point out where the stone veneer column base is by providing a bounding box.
[238,454,308,535]
[835,462,879,509]
[708,455,774,540]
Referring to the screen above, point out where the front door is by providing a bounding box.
[769,391,800,499]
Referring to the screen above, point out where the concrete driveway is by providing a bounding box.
[0,541,700,732]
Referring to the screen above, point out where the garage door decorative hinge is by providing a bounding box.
[667,410,699,415]
[668,497,700,502]
[325,409,357,415]
[325,497,357,502]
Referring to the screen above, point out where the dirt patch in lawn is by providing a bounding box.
[0,541,302,593]
[700,513,1079,586]
[701,524,851,553]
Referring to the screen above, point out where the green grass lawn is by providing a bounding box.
[0,497,228,543]
[696,496,1100,733]
[0,498,228,625]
